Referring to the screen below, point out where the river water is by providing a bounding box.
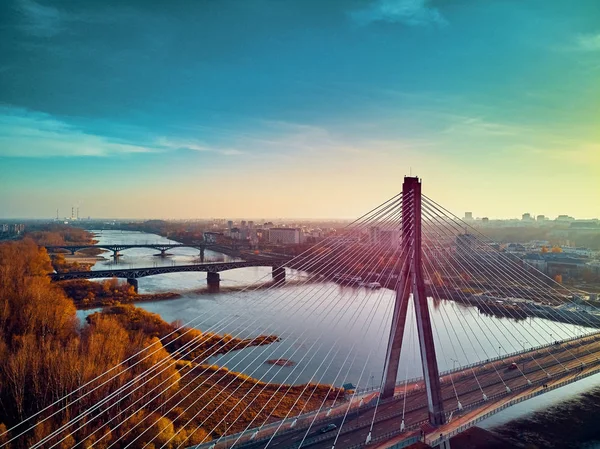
[79,230,600,443]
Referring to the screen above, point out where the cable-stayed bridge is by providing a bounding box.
[3,176,600,449]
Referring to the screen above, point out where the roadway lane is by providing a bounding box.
[237,334,600,449]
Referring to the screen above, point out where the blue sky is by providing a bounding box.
[0,0,598,219]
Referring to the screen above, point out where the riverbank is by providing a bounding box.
[58,278,183,309]
[490,384,600,448]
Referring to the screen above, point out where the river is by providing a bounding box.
[79,230,600,445]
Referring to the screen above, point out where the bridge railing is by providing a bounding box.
[428,361,600,447]
[436,330,600,379]
[337,354,600,449]
[355,331,600,399]
[193,332,600,449]
[193,393,383,449]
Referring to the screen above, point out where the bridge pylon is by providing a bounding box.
[381,176,445,426]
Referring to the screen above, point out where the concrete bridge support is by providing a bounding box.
[112,250,121,259]
[381,176,445,427]
[127,278,138,293]
[200,247,205,263]
[207,271,220,290]
[272,266,286,284]
[436,438,451,449]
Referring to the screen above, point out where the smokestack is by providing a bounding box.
[56,209,59,220]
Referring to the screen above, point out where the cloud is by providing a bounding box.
[0,107,155,157]
[575,32,600,52]
[442,116,528,137]
[15,0,62,37]
[350,0,447,27]
[156,137,245,156]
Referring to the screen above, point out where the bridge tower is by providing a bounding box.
[381,176,445,426]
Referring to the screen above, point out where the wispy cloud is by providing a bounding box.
[0,107,155,157]
[15,0,62,37]
[442,116,528,137]
[575,32,600,52]
[350,0,447,27]
[156,137,245,156]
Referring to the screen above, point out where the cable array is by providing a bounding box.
[5,183,599,449]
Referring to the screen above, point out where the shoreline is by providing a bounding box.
[74,291,183,310]
[68,276,322,310]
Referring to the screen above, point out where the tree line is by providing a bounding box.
[0,239,343,448]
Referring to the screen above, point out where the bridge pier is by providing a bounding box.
[207,271,220,290]
[127,278,138,293]
[112,250,121,259]
[200,247,205,263]
[272,266,286,284]
[436,438,451,449]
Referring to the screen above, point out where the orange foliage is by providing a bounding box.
[0,240,338,448]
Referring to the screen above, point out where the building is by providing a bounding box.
[230,227,241,240]
[379,230,401,248]
[522,213,533,221]
[203,232,219,244]
[456,233,477,255]
[368,226,380,244]
[269,228,301,244]
[464,212,473,220]
[523,253,547,272]
[0,223,25,236]
[562,247,594,258]
[536,215,546,222]
[505,243,527,255]
[556,215,575,222]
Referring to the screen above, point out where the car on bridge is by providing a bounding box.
[319,423,337,434]
[507,362,518,370]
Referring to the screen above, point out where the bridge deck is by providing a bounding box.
[220,332,600,449]
[50,260,290,281]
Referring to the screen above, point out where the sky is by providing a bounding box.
[0,0,598,220]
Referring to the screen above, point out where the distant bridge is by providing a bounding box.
[50,259,290,292]
[43,243,240,260]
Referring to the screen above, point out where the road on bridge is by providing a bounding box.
[233,333,600,449]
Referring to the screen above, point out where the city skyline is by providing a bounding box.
[1,0,599,219]
[6,206,599,222]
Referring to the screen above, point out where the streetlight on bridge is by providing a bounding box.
[519,340,527,372]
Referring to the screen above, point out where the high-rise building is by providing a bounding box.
[368,226,380,244]
[456,233,477,254]
[522,213,532,221]
[269,228,301,244]
[464,212,473,220]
